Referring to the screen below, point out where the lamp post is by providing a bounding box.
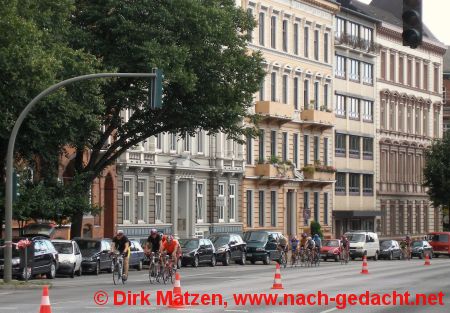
[3,72,158,283]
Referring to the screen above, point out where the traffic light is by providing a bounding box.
[149,68,164,109]
[402,0,422,49]
[12,171,20,202]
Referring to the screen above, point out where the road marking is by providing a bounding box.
[319,308,338,313]
[225,310,249,313]
[0,292,13,295]
[0,308,18,310]
[52,300,81,305]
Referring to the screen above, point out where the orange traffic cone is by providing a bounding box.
[361,255,369,274]
[271,263,284,290]
[167,272,185,309]
[39,285,52,313]
[424,253,431,266]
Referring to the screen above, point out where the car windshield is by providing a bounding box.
[209,236,229,247]
[323,240,339,247]
[179,239,199,249]
[53,242,73,254]
[76,240,100,253]
[431,234,449,242]
[412,241,423,247]
[381,241,393,249]
[346,234,365,243]
[22,224,54,236]
[244,232,268,242]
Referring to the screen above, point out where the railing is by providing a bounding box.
[335,33,379,54]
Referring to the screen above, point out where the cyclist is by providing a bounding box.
[290,235,299,263]
[403,235,412,260]
[299,233,308,260]
[111,230,130,281]
[145,229,162,255]
[160,235,181,269]
[306,236,316,260]
[340,235,349,262]
[313,234,322,260]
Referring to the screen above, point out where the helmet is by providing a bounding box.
[313,234,319,239]
[307,236,312,240]
[150,228,158,235]
[167,235,174,242]
[302,233,307,238]
[117,230,124,236]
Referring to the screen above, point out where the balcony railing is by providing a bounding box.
[255,101,294,122]
[255,162,301,181]
[301,109,335,128]
[335,33,379,54]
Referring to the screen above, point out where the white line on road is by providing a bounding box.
[224,310,249,313]
[319,308,338,313]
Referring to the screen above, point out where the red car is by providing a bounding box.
[428,232,450,257]
[321,239,341,262]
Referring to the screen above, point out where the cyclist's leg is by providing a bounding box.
[123,256,129,278]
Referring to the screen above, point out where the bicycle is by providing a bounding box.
[305,248,314,267]
[312,247,321,267]
[290,249,299,267]
[401,246,411,260]
[148,252,161,284]
[299,247,307,267]
[279,246,288,268]
[112,252,125,285]
[340,247,349,265]
[162,254,176,284]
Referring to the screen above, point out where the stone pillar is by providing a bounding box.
[191,179,197,238]
[171,177,178,237]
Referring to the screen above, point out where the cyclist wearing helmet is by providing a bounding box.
[111,230,130,280]
[300,233,308,249]
[306,236,316,251]
[313,234,322,252]
[145,229,162,255]
[160,235,181,267]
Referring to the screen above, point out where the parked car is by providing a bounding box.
[52,240,82,277]
[75,238,113,275]
[129,240,145,271]
[130,237,151,265]
[208,233,246,265]
[411,240,433,259]
[243,231,285,265]
[428,232,450,257]
[180,238,216,267]
[379,240,402,260]
[321,239,341,262]
[0,236,58,280]
[345,231,380,260]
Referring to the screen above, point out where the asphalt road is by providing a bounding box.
[1,257,449,313]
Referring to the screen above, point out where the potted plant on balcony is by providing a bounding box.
[302,165,315,178]
[268,155,280,165]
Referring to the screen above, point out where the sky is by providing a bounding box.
[358,0,450,45]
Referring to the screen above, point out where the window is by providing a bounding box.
[304,27,309,57]
[304,135,310,165]
[270,130,277,157]
[324,193,329,225]
[363,137,373,159]
[349,173,360,194]
[183,133,190,151]
[293,23,299,55]
[314,30,319,61]
[282,20,288,52]
[362,100,373,122]
[434,111,440,137]
[349,135,360,158]
[303,192,309,226]
[362,62,373,84]
[170,133,177,152]
[324,137,329,165]
[197,131,204,154]
[349,97,359,119]
[335,173,346,194]
[423,64,429,90]
[303,80,309,110]
[156,133,163,151]
[293,133,299,167]
[247,8,253,42]
[246,190,253,227]
[390,54,395,82]
[123,179,131,221]
[314,81,319,109]
[270,191,277,227]
[259,130,265,162]
[415,61,421,88]
[348,21,359,40]
[324,33,329,63]
[259,12,265,46]
[399,56,404,84]
[271,16,276,49]
[415,107,421,134]
[282,132,288,161]
[335,55,346,78]
[270,72,276,101]
[282,75,288,104]
[196,183,204,221]
[323,84,328,110]
[407,106,413,133]
[259,78,265,101]
[335,133,346,156]
[294,77,299,110]
[314,136,319,162]
[434,67,440,92]
[335,94,346,117]
[361,26,373,43]
[381,51,386,79]
[398,104,404,131]
[349,59,359,81]
[137,179,145,222]
[246,134,253,164]
[259,191,265,227]
[229,184,236,222]
[423,109,428,136]
[314,192,319,222]
[407,59,412,86]
[155,180,163,222]
[363,174,373,195]
[335,17,345,38]
[381,101,386,129]
[218,183,225,222]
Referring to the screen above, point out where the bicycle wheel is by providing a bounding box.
[113,262,119,285]
[120,262,125,284]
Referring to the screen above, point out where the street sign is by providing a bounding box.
[149,68,164,109]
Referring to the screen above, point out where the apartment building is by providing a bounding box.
[443,47,450,132]
[241,0,339,238]
[116,123,245,238]
[333,1,379,238]
[350,0,446,237]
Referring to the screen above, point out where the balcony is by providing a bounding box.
[335,33,379,55]
[300,109,335,130]
[255,101,294,124]
[302,165,335,186]
[118,151,156,166]
[255,162,302,184]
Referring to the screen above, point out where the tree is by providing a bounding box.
[423,132,450,227]
[63,0,265,237]
[310,221,323,239]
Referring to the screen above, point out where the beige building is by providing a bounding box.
[240,0,339,238]
[332,2,379,238]
[349,0,446,237]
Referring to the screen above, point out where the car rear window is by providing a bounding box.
[53,242,73,254]
[431,234,449,243]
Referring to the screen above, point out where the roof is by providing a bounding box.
[444,47,450,73]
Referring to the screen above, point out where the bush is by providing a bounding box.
[310,221,323,239]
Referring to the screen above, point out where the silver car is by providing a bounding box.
[51,240,82,278]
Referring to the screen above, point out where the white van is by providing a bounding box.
[345,232,380,260]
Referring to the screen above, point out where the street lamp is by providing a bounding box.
[3,72,160,283]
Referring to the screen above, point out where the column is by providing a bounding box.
[290,191,296,236]
[171,176,178,237]
[403,203,408,235]
[190,179,197,238]
[411,202,416,235]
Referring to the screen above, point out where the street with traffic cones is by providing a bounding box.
[361,255,369,274]
[39,285,52,313]
[271,263,284,289]
[167,272,185,309]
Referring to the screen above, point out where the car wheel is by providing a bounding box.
[210,255,216,267]
[239,252,246,265]
[434,254,439,258]
[47,262,56,279]
[136,260,143,271]
[95,261,101,275]
[419,252,424,259]
[263,253,271,265]
[70,264,76,278]
[76,266,82,277]
[250,259,256,265]
[223,252,231,266]
[335,255,339,262]
[389,252,393,261]
[373,252,378,261]
[193,255,199,268]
